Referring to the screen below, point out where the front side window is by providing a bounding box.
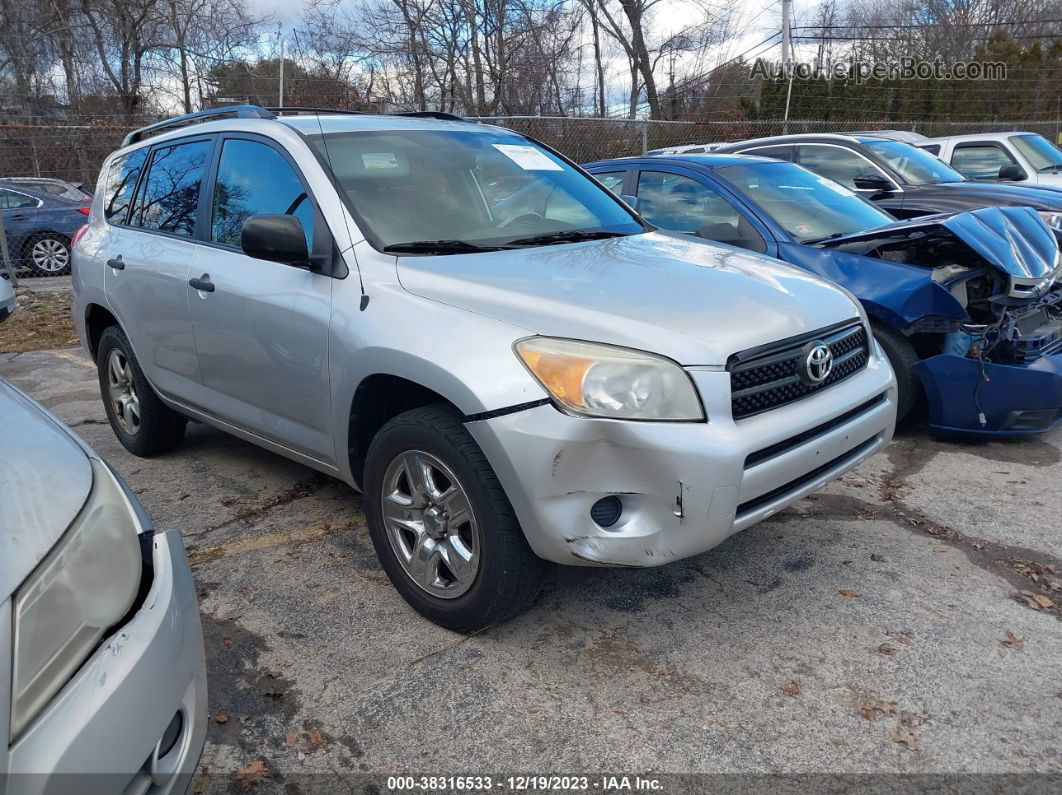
[594,172,625,195]
[1009,134,1062,173]
[103,148,148,223]
[308,129,642,252]
[130,139,211,237]
[0,189,39,210]
[950,144,1017,180]
[636,171,765,252]
[211,139,314,250]
[718,161,894,243]
[864,139,965,184]
[797,144,885,189]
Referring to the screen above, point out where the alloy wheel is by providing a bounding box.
[30,238,69,273]
[380,449,481,599]
[106,348,140,435]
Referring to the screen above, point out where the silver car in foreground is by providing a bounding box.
[73,106,897,632]
[1,291,206,792]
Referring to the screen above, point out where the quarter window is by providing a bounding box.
[211,139,315,250]
[743,145,793,162]
[103,148,148,223]
[594,172,625,195]
[797,144,883,189]
[950,143,1018,180]
[130,139,211,236]
[0,189,39,210]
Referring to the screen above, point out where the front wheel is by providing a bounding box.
[364,406,548,632]
[872,322,921,423]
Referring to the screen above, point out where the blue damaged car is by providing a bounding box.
[585,154,1062,436]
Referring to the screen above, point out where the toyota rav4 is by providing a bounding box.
[72,106,897,631]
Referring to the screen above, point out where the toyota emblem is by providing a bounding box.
[802,341,833,385]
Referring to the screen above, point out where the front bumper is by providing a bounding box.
[5,530,207,795]
[913,352,1062,436]
[468,351,896,567]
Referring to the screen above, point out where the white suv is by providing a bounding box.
[923,131,1062,186]
[73,106,897,631]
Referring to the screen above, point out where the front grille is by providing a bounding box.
[729,321,869,420]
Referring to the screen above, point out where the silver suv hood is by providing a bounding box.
[0,381,92,599]
[396,232,860,365]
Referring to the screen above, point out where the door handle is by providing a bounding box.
[188,273,214,292]
[107,255,125,270]
[11,214,29,221]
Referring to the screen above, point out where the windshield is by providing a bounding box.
[1010,134,1062,172]
[717,161,895,242]
[863,139,966,184]
[308,128,643,252]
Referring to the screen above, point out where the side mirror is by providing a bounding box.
[241,214,310,268]
[998,163,1026,181]
[853,172,895,192]
[620,193,640,211]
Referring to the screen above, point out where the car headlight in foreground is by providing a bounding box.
[515,337,705,421]
[10,457,144,739]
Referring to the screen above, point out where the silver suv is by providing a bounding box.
[73,107,897,631]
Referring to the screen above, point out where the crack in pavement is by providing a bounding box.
[794,438,1062,620]
[197,473,334,538]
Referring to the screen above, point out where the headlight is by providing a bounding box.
[515,337,705,421]
[10,458,144,738]
[1038,211,1062,230]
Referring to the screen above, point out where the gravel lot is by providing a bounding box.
[2,344,1061,789]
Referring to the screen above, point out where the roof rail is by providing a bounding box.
[391,111,468,122]
[264,107,367,116]
[122,105,274,147]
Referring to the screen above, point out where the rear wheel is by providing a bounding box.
[23,233,70,276]
[97,326,187,456]
[364,406,548,632]
[872,322,921,423]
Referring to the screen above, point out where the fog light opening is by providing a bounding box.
[158,710,184,759]
[590,496,623,528]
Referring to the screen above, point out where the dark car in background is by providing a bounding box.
[712,133,1062,227]
[585,154,1062,436]
[0,184,88,275]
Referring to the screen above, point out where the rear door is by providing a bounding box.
[104,137,211,399]
[187,134,335,464]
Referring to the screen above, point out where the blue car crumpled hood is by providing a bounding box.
[821,206,1058,280]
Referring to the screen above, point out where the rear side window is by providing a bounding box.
[743,145,793,162]
[130,139,211,237]
[102,148,148,223]
[0,188,39,209]
[210,139,314,250]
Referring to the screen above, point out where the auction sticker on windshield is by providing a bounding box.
[493,144,563,170]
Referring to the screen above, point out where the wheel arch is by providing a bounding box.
[84,302,122,362]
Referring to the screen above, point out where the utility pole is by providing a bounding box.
[278,25,285,108]
[781,0,794,134]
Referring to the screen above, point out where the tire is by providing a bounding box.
[96,325,187,456]
[364,405,548,633]
[871,322,921,423]
[22,233,71,276]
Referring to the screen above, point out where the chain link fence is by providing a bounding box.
[3,113,1061,278]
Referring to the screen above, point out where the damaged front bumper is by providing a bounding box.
[467,353,896,567]
[914,351,1062,436]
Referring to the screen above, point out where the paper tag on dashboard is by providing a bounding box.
[362,152,400,170]
[492,144,562,171]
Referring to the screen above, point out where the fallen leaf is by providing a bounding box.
[781,680,800,697]
[859,700,895,721]
[223,637,234,649]
[842,559,853,566]
[215,714,229,724]
[233,759,271,786]
[838,589,859,598]
[1033,594,1056,610]
[307,729,324,748]
[285,731,299,748]
[890,633,915,646]
[1002,631,1024,651]
[889,725,920,750]
[878,643,896,656]
[870,553,884,562]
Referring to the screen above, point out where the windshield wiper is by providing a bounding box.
[504,229,630,247]
[802,232,845,245]
[1037,164,1062,173]
[382,239,507,255]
